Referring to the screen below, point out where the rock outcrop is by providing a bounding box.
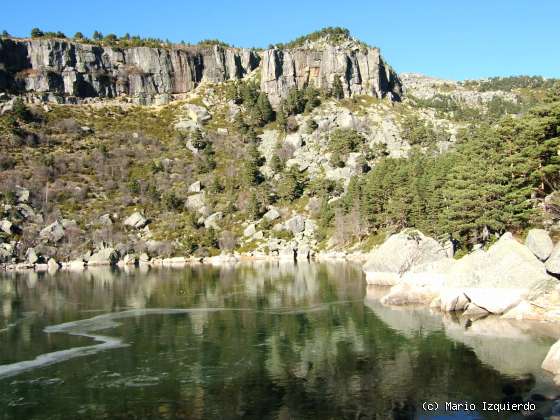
[525,228,554,261]
[0,36,403,107]
[369,231,559,315]
[399,73,518,107]
[542,339,560,382]
[0,38,260,104]
[363,230,448,285]
[261,41,402,107]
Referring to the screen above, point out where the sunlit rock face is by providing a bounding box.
[0,38,259,104]
[260,43,402,107]
[0,37,402,107]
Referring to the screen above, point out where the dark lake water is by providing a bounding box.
[0,262,558,420]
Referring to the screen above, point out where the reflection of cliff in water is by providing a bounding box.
[364,285,560,393]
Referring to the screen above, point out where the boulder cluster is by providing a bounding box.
[362,228,560,384]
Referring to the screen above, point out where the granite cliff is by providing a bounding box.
[261,41,402,107]
[0,38,260,104]
[0,36,402,105]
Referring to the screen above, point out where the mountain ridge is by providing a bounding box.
[0,28,401,106]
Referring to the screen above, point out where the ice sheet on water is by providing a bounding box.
[0,307,240,380]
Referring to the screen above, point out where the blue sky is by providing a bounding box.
[1,0,558,80]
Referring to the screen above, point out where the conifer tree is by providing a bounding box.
[332,77,344,99]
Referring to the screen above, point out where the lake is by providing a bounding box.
[0,262,558,419]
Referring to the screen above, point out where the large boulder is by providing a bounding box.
[88,247,119,266]
[0,219,13,235]
[244,224,256,237]
[545,243,560,275]
[525,229,553,261]
[40,221,65,243]
[263,207,280,221]
[186,193,206,213]
[65,260,85,270]
[204,212,223,230]
[285,215,306,234]
[461,288,525,314]
[15,186,29,203]
[188,181,202,193]
[363,230,448,286]
[542,339,560,380]
[444,233,555,291]
[47,258,59,272]
[184,103,211,124]
[123,212,149,229]
[26,248,38,264]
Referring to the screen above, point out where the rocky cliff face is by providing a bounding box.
[0,37,402,106]
[0,38,260,104]
[260,41,402,107]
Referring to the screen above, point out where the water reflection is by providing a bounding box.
[0,263,557,419]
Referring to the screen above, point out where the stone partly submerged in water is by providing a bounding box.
[88,247,119,266]
[369,231,559,315]
[366,286,560,387]
[542,339,560,385]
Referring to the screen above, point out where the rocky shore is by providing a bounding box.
[361,229,560,385]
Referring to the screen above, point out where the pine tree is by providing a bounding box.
[276,106,288,132]
[285,87,305,115]
[256,92,274,124]
[332,77,344,100]
[242,143,263,185]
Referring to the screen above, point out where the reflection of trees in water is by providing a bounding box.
[0,263,552,419]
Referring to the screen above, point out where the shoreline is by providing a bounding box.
[362,230,560,386]
[0,250,369,273]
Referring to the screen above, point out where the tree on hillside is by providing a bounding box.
[332,77,344,100]
[255,92,274,125]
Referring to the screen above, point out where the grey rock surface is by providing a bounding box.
[546,243,560,275]
[261,42,402,107]
[525,228,553,261]
[88,247,119,266]
[0,38,260,104]
[123,212,148,229]
[40,221,65,243]
[363,230,448,285]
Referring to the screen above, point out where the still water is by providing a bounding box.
[0,262,558,419]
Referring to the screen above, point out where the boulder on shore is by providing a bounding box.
[40,221,65,243]
[444,233,555,291]
[363,230,448,286]
[26,248,38,264]
[542,339,560,381]
[525,228,553,261]
[545,243,560,275]
[47,258,59,272]
[88,248,119,266]
[375,231,558,315]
